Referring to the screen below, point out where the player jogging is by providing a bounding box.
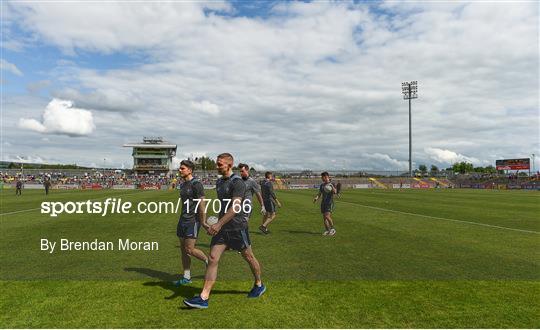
[313,171,337,236]
[173,160,209,286]
[259,171,281,234]
[183,153,265,309]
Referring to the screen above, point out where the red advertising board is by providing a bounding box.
[139,184,161,190]
[412,182,430,189]
[496,158,530,170]
[81,183,103,190]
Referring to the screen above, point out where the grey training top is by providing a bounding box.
[261,179,276,202]
[179,177,205,224]
[242,176,261,204]
[216,173,248,232]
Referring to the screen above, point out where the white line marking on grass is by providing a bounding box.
[0,207,41,216]
[338,200,540,235]
[0,190,155,217]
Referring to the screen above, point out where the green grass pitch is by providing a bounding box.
[1,188,539,328]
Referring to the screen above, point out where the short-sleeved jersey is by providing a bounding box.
[242,176,261,204]
[179,177,205,224]
[261,179,276,202]
[319,182,334,206]
[216,173,247,232]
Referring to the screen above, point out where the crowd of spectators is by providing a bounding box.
[1,170,224,188]
[2,169,539,189]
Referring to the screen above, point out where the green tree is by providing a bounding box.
[430,165,439,175]
[484,165,496,174]
[197,156,216,171]
[473,166,485,173]
[452,161,474,174]
[418,164,427,175]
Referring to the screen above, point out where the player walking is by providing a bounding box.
[238,163,265,217]
[183,153,265,309]
[173,160,209,286]
[313,172,337,236]
[259,171,281,234]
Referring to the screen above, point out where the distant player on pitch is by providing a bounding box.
[15,178,23,196]
[259,171,281,234]
[183,153,265,309]
[173,160,209,287]
[43,176,51,195]
[313,171,337,236]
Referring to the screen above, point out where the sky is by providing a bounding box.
[1,1,539,171]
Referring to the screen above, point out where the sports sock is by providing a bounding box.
[183,270,191,280]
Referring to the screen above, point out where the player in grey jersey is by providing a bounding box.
[173,160,209,286]
[313,171,337,236]
[238,163,265,217]
[260,171,281,234]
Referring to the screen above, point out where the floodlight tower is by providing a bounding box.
[402,81,418,177]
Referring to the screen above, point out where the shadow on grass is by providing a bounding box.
[124,267,246,300]
[286,230,322,235]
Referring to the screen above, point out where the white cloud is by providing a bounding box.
[0,59,22,76]
[191,101,220,116]
[363,153,409,170]
[424,147,480,165]
[18,98,95,136]
[3,154,46,164]
[2,2,538,169]
[248,163,267,171]
[172,152,210,170]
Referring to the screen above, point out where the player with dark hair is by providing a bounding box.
[173,159,209,286]
[238,163,265,216]
[259,171,281,234]
[313,171,336,236]
[184,153,265,309]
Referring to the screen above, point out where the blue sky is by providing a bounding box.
[1,1,539,170]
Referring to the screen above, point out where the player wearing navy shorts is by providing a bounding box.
[259,171,281,234]
[173,160,209,286]
[313,172,336,236]
[183,153,265,309]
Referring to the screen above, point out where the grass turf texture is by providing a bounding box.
[1,188,539,327]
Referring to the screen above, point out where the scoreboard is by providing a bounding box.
[495,158,530,170]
